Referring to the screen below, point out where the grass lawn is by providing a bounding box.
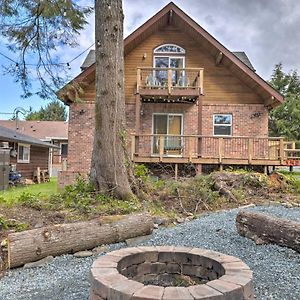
[0,177,58,206]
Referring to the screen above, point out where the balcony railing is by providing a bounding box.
[137,68,204,96]
[131,134,299,166]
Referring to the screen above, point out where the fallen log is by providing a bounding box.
[236,210,300,253]
[7,213,153,268]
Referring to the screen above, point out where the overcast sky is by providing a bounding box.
[0,0,299,118]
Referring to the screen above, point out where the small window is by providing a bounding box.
[17,144,30,163]
[213,114,232,136]
[61,143,68,156]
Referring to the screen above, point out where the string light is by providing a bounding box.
[0,42,95,70]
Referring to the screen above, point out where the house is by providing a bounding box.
[0,125,58,180]
[57,2,288,186]
[0,120,68,176]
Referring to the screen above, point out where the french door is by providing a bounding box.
[154,56,185,86]
[152,114,183,156]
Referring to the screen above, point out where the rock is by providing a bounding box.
[175,217,185,224]
[23,256,54,269]
[238,203,256,210]
[0,257,4,271]
[73,251,93,258]
[282,202,293,208]
[154,224,159,229]
[125,235,152,246]
[1,239,7,247]
[152,217,166,226]
[92,245,108,254]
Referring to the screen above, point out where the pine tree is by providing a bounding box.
[25,100,67,121]
[269,63,300,141]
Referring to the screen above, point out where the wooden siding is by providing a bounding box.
[77,25,264,106]
[124,25,263,105]
[9,144,49,179]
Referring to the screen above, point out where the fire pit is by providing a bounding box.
[90,246,254,300]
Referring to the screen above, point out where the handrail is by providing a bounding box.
[130,133,287,140]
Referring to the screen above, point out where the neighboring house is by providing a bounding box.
[0,120,68,176]
[0,125,58,180]
[57,2,286,187]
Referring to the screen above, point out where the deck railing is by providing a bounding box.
[131,134,297,165]
[137,67,204,94]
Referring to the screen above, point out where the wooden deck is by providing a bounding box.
[131,134,300,167]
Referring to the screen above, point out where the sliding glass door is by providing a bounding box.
[152,114,183,156]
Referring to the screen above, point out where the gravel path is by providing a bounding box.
[0,205,299,300]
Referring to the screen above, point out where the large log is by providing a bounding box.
[7,213,153,268]
[236,210,300,253]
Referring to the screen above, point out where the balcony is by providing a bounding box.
[136,68,204,102]
[131,134,300,167]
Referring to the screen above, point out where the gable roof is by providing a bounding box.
[0,120,68,142]
[0,125,58,148]
[58,2,283,107]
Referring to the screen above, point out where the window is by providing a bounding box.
[61,143,68,157]
[153,44,186,86]
[17,144,30,163]
[154,44,185,54]
[213,114,232,136]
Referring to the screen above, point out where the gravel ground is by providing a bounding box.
[0,205,299,300]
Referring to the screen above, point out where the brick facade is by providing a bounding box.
[58,100,269,187]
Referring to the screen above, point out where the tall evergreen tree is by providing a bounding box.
[25,100,67,121]
[269,63,300,141]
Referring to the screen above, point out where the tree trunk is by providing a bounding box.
[236,210,300,252]
[7,213,154,268]
[91,0,133,199]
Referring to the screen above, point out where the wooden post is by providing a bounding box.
[174,164,178,181]
[195,164,202,176]
[168,69,172,95]
[135,94,141,134]
[136,68,141,93]
[264,166,268,174]
[131,135,135,161]
[219,164,223,172]
[199,69,204,94]
[248,138,253,164]
[36,167,41,184]
[218,138,224,164]
[197,95,203,158]
[159,136,164,162]
[279,138,284,164]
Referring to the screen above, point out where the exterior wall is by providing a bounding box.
[9,144,49,180]
[202,104,268,137]
[66,102,95,174]
[59,24,271,186]
[125,25,263,105]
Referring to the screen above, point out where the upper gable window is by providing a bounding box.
[154,44,185,54]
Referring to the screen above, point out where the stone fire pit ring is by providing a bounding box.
[90,246,254,300]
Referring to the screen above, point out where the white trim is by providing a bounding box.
[213,114,233,137]
[17,143,30,163]
[154,44,186,54]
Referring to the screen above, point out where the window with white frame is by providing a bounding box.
[17,144,30,163]
[213,114,232,136]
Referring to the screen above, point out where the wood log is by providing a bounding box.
[236,210,300,253]
[7,213,153,268]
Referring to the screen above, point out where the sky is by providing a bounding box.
[0,0,300,119]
